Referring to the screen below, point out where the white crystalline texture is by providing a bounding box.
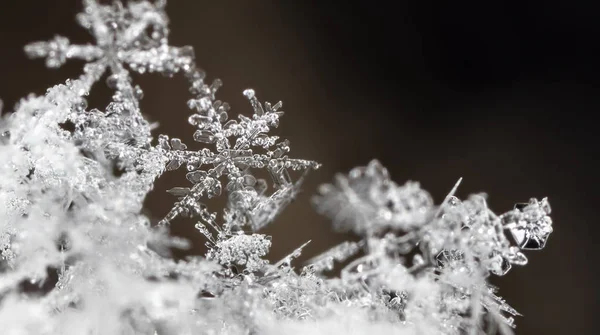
[502,198,552,250]
[312,160,552,332]
[0,1,552,334]
[208,233,271,273]
[313,160,433,234]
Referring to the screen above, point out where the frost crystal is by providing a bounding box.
[314,160,433,234]
[0,1,552,335]
[208,233,271,273]
[313,161,552,332]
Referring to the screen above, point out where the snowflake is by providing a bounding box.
[158,88,320,237]
[0,1,554,334]
[25,0,192,76]
[313,160,433,235]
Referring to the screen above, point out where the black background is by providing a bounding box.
[0,1,598,333]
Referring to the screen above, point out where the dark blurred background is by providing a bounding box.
[0,1,598,333]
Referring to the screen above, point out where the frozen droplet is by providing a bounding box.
[193,130,215,143]
[243,89,255,99]
[255,179,268,194]
[166,160,182,171]
[490,254,512,276]
[272,148,286,158]
[223,120,237,130]
[412,254,424,267]
[211,181,222,197]
[507,247,528,266]
[106,74,119,89]
[170,138,187,150]
[195,223,213,241]
[158,134,171,150]
[76,99,88,111]
[162,61,176,77]
[220,102,231,112]
[211,78,222,91]
[179,45,195,59]
[198,97,212,111]
[243,174,257,186]
[186,159,201,171]
[188,114,212,127]
[0,130,10,144]
[133,85,144,100]
[540,197,551,214]
[218,111,228,123]
[187,99,198,110]
[186,170,207,183]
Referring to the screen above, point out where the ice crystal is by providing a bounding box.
[314,160,433,235]
[208,233,271,273]
[0,1,552,335]
[158,87,319,233]
[312,161,552,332]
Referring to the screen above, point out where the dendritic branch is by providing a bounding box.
[0,2,552,335]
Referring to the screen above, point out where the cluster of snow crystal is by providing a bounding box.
[0,1,552,335]
[314,160,433,234]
